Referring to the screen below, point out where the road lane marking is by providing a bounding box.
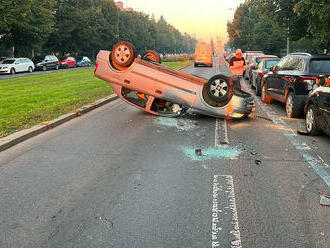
[215,118,229,147]
[242,79,330,188]
[212,175,242,248]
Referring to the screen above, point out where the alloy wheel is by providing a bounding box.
[286,95,293,117]
[306,107,314,133]
[210,79,228,97]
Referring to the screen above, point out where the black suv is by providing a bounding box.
[304,77,330,136]
[34,55,59,71]
[261,53,330,118]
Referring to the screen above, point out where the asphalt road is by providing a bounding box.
[0,66,92,80]
[0,57,329,248]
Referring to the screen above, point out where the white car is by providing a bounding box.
[0,58,35,74]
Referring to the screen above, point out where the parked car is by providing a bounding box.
[261,53,330,118]
[95,41,255,119]
[250,58,280,96]
[59,56,76,68]
[34,55,59,71]
[0,58,35,74]
[243,51,264,78]
[76,56,91,67]
[304,76,330,136]
[246,55,278,81]
[194,42,213,67]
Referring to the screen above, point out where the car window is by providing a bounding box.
[2,59,15,64]
[281,57,303,71]
[45,56,52,61]
[265,60,279,69]
[276,56,289,70]
[309,59,330,73]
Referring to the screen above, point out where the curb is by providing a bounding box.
[178,62,193,71]
[0,94,118,152]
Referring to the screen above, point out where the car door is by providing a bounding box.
[266,56,289,96]
[16,59,26,72]
[252,61,263,88]
[318,86,330,131]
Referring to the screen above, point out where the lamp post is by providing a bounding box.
[275,8,290,55]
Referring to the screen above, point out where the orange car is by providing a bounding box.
[94,41,254,119]
[194,43,213,67]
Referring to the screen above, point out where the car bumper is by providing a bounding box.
[0,69,10,74]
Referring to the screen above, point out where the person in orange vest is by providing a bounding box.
[228,49,246,89]
[229,49,246,76]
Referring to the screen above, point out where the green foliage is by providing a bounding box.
[0,0,56,56]
[227,0,329,54]
[0,0,197,58]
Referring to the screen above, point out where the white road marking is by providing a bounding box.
[212,175,242,248]
[215,118,229,147]
[243,78,330,188]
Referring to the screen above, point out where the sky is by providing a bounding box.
[119,0,246,42]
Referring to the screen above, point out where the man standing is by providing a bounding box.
[228,49,246,89]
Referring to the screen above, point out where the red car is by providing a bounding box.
[59,56,76,68]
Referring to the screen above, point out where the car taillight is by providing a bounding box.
[260,72,268,78]
[94,63,99,74]
[300,76,316,90]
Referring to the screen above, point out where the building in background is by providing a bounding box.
[115,1,133,11]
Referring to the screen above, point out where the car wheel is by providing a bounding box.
[305,104,320,135]
[10,68,16,75]
[261,82,271,104]
[42,66,47,71]
[142,50,161,63]
[28,66,33,73]
[111,41,136,67]
[285,92,301,118]
[249,76,254,88]
[205,74,234,103]
[255,77,261,96]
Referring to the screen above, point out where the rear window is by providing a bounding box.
[2,59,15,64]
[309,59,330,73]
[265,60,279,69]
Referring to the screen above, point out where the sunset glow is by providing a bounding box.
[121,0,246,42]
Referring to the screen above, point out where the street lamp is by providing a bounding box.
[274,8,290,55]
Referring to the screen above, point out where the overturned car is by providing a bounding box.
[94,41,254,118]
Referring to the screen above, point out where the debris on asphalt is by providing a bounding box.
[244,174,248,177]
[75,110,82,116]
[255,159,262,165]
[297,129,309,135]
[320,232,325,237]
[250,151,257,155]
[320,194,330,206]
[195,149,203,156]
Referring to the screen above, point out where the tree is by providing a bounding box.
[0,0,56,57]
[294,0,330,51]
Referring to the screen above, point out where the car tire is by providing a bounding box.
[142,50,161,63]
[285,92,301,118]
[255,77,262,96]
[249,76,254,88]
[28,66,33,73]
[10,68,16,75]
[261,82,272,104]
[205,74,234,103]
[42,66,47,71]
[305,104,320,135]
[111,41,136,67]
